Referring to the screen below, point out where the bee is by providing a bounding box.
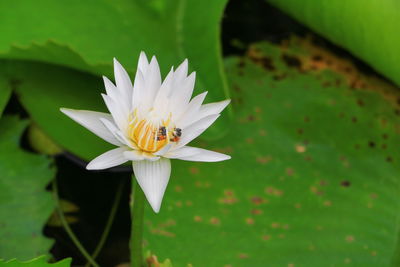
[170,127,182,142]
[157,126,167,141]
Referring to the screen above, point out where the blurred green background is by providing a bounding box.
[1,0,400,266]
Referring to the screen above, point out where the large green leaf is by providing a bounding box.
[0,0,230,108]
[267,0,400,87]
[0,116,56,260]
[0,256,71,266]
[143,40,400,266]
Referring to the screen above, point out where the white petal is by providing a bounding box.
[198,99,230,119]
[123,150,160,161]
[103,76,129,115]
[173,114,220,150]
[99,118,133,148]
[175,91,208,128]
[133,158,171,213]
[173,59,188,83]
[60,108,122,146]
[86,147,130,170]
[101,94,128,132]
[142,56,162,111]
[169,72,196,118]
[154,144,172,156]
[113,58,133,110]
[132,70,146,111]
[138,51,150,74]
[166,146,231,162]
[153,67,174,113]
[123,150,145,161]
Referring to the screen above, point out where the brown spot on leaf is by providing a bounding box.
[246,137,254,144]
[346,235,355,243]
[256,155,272,164]
[219,190,238,205]
[209,217,221,226]
[368,141,376,148]
[297,128,304,135]
[286,168,294,176]
[341,180,351,187]
[189,167,199,175]
[295,144,306,153]
[238,253,249,259]
[251,196,267,205]
[259,129,267,136]
[194,216,202,222]
[174,185,183,192]
[245,218,255,225]
[271,222,280,228]
[265,187,283,197]
[251,209,263,215]
[262,235,271,241]
[282,53,302,69]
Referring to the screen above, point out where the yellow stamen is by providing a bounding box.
[128,111,181,153]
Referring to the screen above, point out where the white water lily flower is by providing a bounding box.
[60,52,231,213]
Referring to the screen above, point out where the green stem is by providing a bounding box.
[130,175,145,267]
[52,178,99,267]
[84,180,124,267]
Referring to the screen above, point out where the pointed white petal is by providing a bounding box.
[60,108,122,146]
[103,76,118,100]
[86,147,130,170]
[175,91,208,128]
[173,114,220,150]
[169,72,196,118]
[173,59,188,83]
[153,67,174,113]
[166,146,231,162]
[113,58,133,109]
[103,76,129,115]
[142,56,162,110]
[133,158,171,213]
[101,94,128,131]
[138,51,150,74]
[199,99,230,118]
[132,70,146,111]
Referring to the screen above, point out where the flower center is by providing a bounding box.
[128,112,181,153]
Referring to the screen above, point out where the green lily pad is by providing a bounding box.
[267,0,400,87]
[0,116,56,260]
[0,256,71,266]
[143,40,400,266]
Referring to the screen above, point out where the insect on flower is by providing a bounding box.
[60,52,231,213]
